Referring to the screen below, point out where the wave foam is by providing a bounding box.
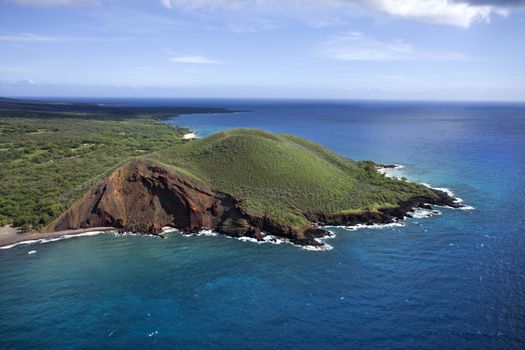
[324,221,405,231]
[378,165,474,211]
[421,183,455,198]
[197,229,219,237]
[409,207,441,219]
[161,226,180,233]
[377,164,404,176]
[171,228,334,251]
[0,231,107,250]
[232,232,334,251]
[111,231,164,239]
[421,183,475,210]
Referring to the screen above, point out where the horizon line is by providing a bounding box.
[3,95,525,105]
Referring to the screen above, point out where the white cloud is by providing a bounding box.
[169,55,223,64]
[159,0,513,27]
[359,0,495,27]
[160,0,173,9]
[0,33,125,43]
[6,0,97,6]
[324,31,468,61]
[5,0,514,28]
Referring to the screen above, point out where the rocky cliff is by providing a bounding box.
[50,159,459,247]
[50,159,326,245]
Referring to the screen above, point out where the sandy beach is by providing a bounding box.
[0,225,116,249]
[182,132,197,140]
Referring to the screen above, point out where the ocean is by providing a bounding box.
[1,99,524,349]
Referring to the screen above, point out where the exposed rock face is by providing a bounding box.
[50,159,320,245]
[50,159,460,247]
[53,160,239,234]
[307,193,460,227]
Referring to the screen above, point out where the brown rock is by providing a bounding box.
[48,158,461,247]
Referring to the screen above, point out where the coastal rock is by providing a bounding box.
[49,159,321,245]
[307,192,459,228]
[49,159,461,247]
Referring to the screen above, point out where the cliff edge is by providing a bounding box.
[50,155,459,247]
[49,159,327,246]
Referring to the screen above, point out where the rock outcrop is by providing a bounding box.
[50,159,460,247]
[50,159,323,245]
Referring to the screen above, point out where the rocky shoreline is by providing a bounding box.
[0,226,115,249]
[43,159,464,249]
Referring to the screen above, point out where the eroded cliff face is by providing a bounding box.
[50,159,323,245]
[50,159,459,247]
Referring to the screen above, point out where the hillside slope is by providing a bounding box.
[152,129,451,226]
[51,129,460,247]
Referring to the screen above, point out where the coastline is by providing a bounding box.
[0,163,472,252]
[0,225,116,249]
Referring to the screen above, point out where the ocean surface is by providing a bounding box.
[1,99,524,349]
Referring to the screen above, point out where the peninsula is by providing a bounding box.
[0,98,460,248]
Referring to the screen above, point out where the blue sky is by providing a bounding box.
[0,0,524,101]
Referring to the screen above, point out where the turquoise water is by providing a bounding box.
[1,100,524,349]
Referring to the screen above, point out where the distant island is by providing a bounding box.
[0,98,460,249]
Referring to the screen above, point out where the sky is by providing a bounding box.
[0,0,524,101]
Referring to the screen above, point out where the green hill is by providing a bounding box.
[1,97,458,243]
[151,129,439,228]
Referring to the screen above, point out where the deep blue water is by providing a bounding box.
[1,99,524,349]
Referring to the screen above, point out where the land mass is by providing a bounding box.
[0,97,233,230]
[51,130,459,247]
[1,98,460,248]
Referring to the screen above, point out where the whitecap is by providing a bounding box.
[161,226,180,233]
[409,207,441,219]
[171,228,334,251]
[197,229,219,237]
[324,222,405,231]
[111,231,162,238]
[418,182,475,211]
[0,239,45,250]
[0,230,108,250]
[301,243,333,252]
[378,165,474,209]
[237,232,334,251]
[421,183,456,198]
[62,231,106,239]
[27,250,37,254]
[377,164,405,177]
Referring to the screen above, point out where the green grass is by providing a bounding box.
[151,129,437,227]
[0,97,231,230]
[0,116,188,229]
[0,98,438,231]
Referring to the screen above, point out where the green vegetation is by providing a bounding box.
[0,98,227,230]
[151,129,438,227]
[0,97,437,231]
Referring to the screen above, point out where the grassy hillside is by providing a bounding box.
[0,98,231,230]
[152,129,437,227]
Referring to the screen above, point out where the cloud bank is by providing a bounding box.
[160,0,520,27]
[323,31,468,61]
[5,0,522,27]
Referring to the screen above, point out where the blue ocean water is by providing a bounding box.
[1,99,524,349]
